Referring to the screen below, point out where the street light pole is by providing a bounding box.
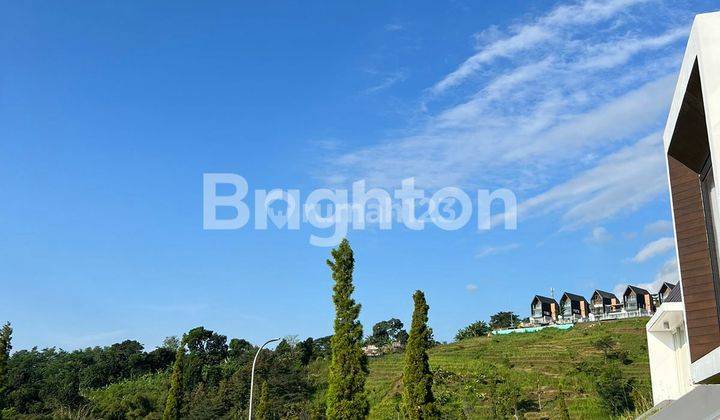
[248,337,280,420]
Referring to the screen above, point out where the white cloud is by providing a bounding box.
[576,27,688,70]
[644,219,673,235]
[613,257,679,296]
[466,284,479,293]
[476,243,520,258]
[384,23,404,32]
[586,226,612,244]
[430,0,650,95]
[632,236,675,262]
[503,132,667,229]
[320,0,689,230]
[363,70,407,94]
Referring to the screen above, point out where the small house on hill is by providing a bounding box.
[559,292,589,321]
[623,285,655,313]
[530,295,558,324]
[658,282,677,305]
[590,290,621,316]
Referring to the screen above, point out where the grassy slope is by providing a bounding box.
[365,318,651,419]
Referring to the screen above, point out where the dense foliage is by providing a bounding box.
[454,320,490,341]
[402,291,437,419]
[0,326,330,419]
[365,318,408,348]
[325,238,369,419]
[489,311,521,329]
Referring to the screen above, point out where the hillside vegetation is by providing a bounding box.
[365,318,651,419]
[0,318,651,419]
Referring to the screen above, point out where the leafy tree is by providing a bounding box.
[297,338,315,365]
[183,327,228,364]
[163,347,185,420]
[326,239,369,420]
[402,290,437,419]
[367,319,407,347]
[594,334,617,358]
[454,320,490,341]
[182,327,228,389]
[489,311,520,330]
[162,336,181,351]
[0,322,12,399]
[228,338,253,361]
[313,336,332,359]
[595,362,635,415]
[255,381,271,420]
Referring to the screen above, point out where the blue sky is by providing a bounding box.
[2,0,718,350]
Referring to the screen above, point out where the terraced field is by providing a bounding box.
[365,318,652,419]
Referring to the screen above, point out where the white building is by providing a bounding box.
[646,11,720,418]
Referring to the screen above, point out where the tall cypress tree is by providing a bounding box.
[326,239,369,419]
[256,381,271,420]
[402,291,437,419]
[0,322,12,403]
[163,347,185,420]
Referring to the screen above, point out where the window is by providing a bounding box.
[532,302,542,317]
[561,300,571,316]
[626,292,637,311]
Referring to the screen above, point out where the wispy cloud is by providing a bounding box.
[504,133,667,229]
[575,27,688,70]
[613,257,679,296]
[476,243,520,258]
[644,219,673,235]
[363,70,406,94]
[466,283,479,293]
[632,236,675,262]
[320,0,689,231]
[430,0,651,95]
[585,226,612,244]
[384,23,404,32]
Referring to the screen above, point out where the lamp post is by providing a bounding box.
[248,337,280,420]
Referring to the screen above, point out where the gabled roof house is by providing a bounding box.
[590,290,621,315]
[559,292,589,320]
[657,282,677,305]
[623,285,655,313]
[530,295,558,324]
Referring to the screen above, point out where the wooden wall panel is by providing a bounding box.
[669,156,720,362]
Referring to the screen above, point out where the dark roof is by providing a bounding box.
[624,285,650,296]
[665,284,682,302]
[593,290,617,300]
[659,282,677,294]
[561,292,588,303]
[532,295,558,305]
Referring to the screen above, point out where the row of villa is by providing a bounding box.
[529,282,677,325]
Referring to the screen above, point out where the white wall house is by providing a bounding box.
[647,11,720,416]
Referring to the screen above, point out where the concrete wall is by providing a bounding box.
[648,326,694,404]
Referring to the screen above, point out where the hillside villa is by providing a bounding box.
[622,285,655,314]
[558,292,589,323]
[530,295,558,324]
[590,290,622,316]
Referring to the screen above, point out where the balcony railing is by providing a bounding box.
[590,308,652,321]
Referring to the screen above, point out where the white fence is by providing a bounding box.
[530,309,652,326]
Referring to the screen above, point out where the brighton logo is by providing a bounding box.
[203,173,517,246]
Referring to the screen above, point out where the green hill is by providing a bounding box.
[39,318,650,419]
[365,318,652,419]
